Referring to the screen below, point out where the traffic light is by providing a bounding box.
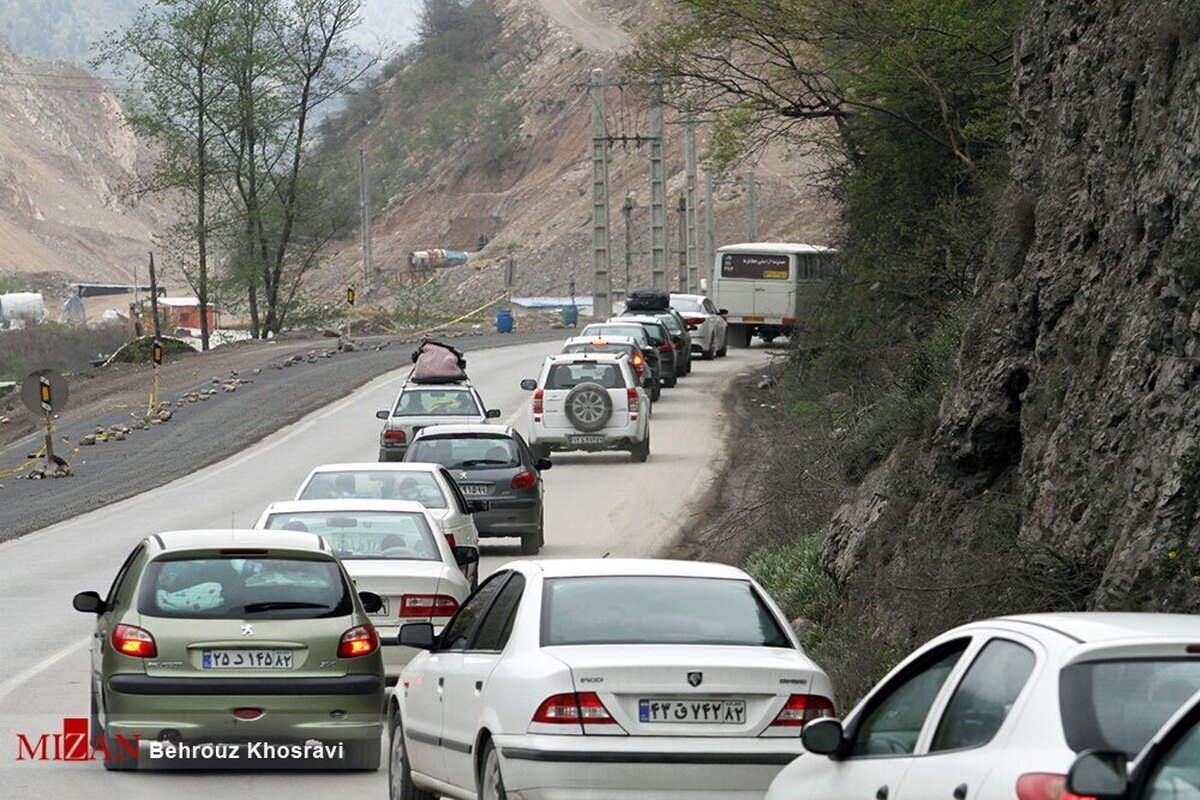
[347,285,356,306]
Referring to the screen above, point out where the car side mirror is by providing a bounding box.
[358,591,383,614]
[535,458,553,471]
[453,546,479,566]
[398,622,435,650]
[801,718,845,757]
[519,379,537,391]
[486,408,502,419]
[375,410,389,420]
[468,498,491,513]
[718,308,728,315]
[1067,750,1129,798]
[73,591,106,614]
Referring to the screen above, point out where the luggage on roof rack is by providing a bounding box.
[625,287,670,312]
[410,339,468,383]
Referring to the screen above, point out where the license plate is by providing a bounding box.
[568,434,604,444]
[202,649,294,669]
[459,484,490,496]
[368,598,391,617]
[743,316,764,323]
[638,699,746,724]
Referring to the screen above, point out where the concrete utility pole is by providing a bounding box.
[359,148,373,295]
[590,68,613,318]
[648,87,667,290]
[623,195,634,299]
[676,196,687,292]
[685,117,699,292]
[147,251,160,341]
[704,171,715,292]
[746,169,759,241]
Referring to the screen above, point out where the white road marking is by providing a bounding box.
[0,636,88,705]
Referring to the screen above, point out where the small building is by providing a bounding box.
[130,297,217,336]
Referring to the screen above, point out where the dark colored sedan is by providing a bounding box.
[609,315,679,388]
[621,307,693,377]
[580,322,663,400]
[403,424,550,556]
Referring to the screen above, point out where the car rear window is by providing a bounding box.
[392,388,480,417]
[670,297,703,312]
[563,342,634,358]
[408,435,520,471]
[626,322,667,345]
[263,511,440,561]
[546,363,627,390]
[1060,659,1200,756]
[299,471,448,509]
[656,314,683,333]
[541,576,791,648]
[140,556,352,619]
[582,324,647,345]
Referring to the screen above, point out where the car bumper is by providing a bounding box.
[379,445,407,461]
[493,733,802,799]
[474,499,540,537]
[104,674,385,744]
[535,434,641,452]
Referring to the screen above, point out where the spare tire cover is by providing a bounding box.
[564,382,613,432]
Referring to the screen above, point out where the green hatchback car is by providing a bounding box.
[73,530,386,771]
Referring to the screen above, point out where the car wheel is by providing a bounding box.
[716,333,728,358]
[344,737,381,770]
[631,435,650,463]
[564,382,613,431]
[538,513,545,547]
[530,443,550,461]
[390,707,436,800]
[650,380,661,402]
[469,564,479,592]
[90,683,103,750]
[101,729,138,771]
[664,370,677,388]
[520,528,540,556]
[703,335,716,360]
[479,741,508,800]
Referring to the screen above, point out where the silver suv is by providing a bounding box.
[375,378,500,461]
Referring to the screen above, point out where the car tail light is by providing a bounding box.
[112,624,157,658]
[1015,774,1094,800]
[630,352,645,375]
[232,708,263,720]
[533,389,543,416]
[770,694,835,727]
[382,429,406,445]
[511,470,537,490]
[658,342,673,352]
[444,533,456,549]
[532,692,616,726]
[627,387,638,412]
[337,625,379,658]
[399,594,459,618]
[683,316,705,326]
[782,316,796,325]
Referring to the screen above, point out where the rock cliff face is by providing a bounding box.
[826,0,1200,639]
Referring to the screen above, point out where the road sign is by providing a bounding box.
[21,370,68,415]
[153,340,163,365]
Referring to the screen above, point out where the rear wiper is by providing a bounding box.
[243,601,330,612]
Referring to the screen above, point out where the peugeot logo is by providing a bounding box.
[687,671,703,687]
[241,624,255,637]
[459,471,468,480]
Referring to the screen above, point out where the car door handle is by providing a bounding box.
[876,787,888,800]
[953,784,968,800]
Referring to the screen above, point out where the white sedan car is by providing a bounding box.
[389,559,835,800]
[767,613,1200,800]
[670,292,728,359]
[294,462,487,588]
[254,499,474,684]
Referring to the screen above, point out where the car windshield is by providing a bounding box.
[392,388,480,417]
[262,511,440,561]
[298,471,448,509]
[546,362,626,390]
[1060,659,1200,756]
[541,576,791,647]
[670,297,703,312]
[408,435,520,470]
[140,556,351,619]
[582,324,648,345]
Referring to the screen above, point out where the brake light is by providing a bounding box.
[658,342,672,352]
[1015,774,1094,800]
[232,708,263,720]
[399,594,460,617]
[683,316,705,326]
[337,625,379,658]
[626,387,638,410]
[382,429,406,444]
[112,624,156,658]
[532,692,616,726]
[511,470,537,490]
[782,316,796,325]
[770,694,835,727]
[445,533,456,549]
[533,389,543,416]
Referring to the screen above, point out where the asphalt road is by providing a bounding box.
[0,339,769,797]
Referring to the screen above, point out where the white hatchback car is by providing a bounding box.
[520,353,651,462]
[389,559,835,800]
[254,499,474,684]
[766,613,1200,800]
[294,463,487,589]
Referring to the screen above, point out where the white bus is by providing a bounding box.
[710,242,837,347]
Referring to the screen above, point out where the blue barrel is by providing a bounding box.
[561,304,578,328]
[496,308,514,334]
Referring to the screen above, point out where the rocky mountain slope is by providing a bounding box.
[825,0,1200,645]
[0,41,167,291]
